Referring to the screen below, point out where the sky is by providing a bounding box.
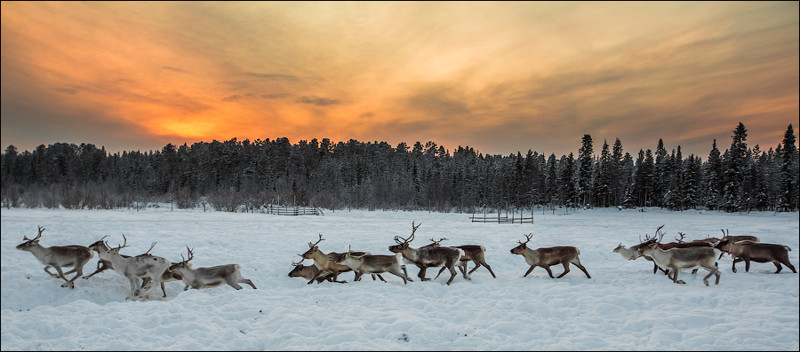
[1,1,798,157]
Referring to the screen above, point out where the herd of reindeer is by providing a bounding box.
[14,221,798,301]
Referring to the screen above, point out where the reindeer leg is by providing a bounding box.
[543,265,556,279]
[434,267,446,280]
[161,282,167,298]
[702,266,717,286]
[572,262,591,279]
[672,267,685,284]
[744,257,751,272]
[445,265,458,285]
[523,265,536,277]
[43,266,61,278]
[555,262,570,278]
[483,262,497,279]
[459,263,470,280]
[240,278,257,289]
[772,261,782,274]
[418,267,430,281]
[467,262,481,275]
[778,258,796,273]
[731,258,743,273]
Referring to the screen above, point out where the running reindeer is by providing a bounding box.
[169,247,257,290]
[388,222,465,285]
[333,245,411,284]
[637,226,721,286]
[424,238,496,280]
[510,233,591,279]
[84,235,182,298]
[16,225,93,289]
[105,235,172,300]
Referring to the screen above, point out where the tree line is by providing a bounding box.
[1,122,797,213]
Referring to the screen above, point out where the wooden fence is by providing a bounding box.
[266,205,324,216]
[469,209,533,224]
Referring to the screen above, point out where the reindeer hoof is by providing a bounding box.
[676,280,686,284]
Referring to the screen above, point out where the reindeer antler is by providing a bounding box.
[720,229,730,239]
[308,233,324,248]
[142,242,157,255]
[428,237,448,247]
[180,246,194,263]
[409,221,420,243]
[655,225,666,243]
[24,225,45,241]
[675,232,686,243]
[519,233,533,245]
[114,234,129,251]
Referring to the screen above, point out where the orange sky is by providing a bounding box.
[1,1,798,157]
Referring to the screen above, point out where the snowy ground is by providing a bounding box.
[1,206,798,351]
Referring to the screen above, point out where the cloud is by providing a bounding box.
[245,72,300,81]
[261,93,290,99]
[295,96,340,106]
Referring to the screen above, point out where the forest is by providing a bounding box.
[1,122,797,213]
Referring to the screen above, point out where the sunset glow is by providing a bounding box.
[2,1,797,156]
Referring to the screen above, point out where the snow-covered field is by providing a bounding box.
[1,206,798,350]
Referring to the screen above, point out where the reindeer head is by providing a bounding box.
[388,221,420,253]
[301,234,325,259]
[510,233,533,255]
[287,255,307,277]
[87,235,110,252]
[612,243,625,253]
[16,225,45,251]
[105,234,131,259]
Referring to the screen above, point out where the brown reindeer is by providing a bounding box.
[388,222,465,285]
[301,234,356,284]
[724,240,796,274]
[332,246,411,285]
[713,229,760,259]
[16,226,93,289]
[288,256,335,283]
[424,238,497,280]
[510,233,591,279]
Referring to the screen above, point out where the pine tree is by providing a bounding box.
[778,124,798,211]
[704,139,722,210]
[577,134,594,207]
[722,123,749,212]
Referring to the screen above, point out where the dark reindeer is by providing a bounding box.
[388,222,465,285]
[713,229,760,260]
[424,238,497,280]
[16,225,93,289]
[723,240,796,274]
[510,233,591,279]
[288,256,335,283]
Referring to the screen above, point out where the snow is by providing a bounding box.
[2,207,798,350]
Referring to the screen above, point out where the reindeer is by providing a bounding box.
[425,238,497,280]
[300,234,381,284]
[16,226,93,289]
[169,247,257,290]
[84,236,182,297]
[388,222,465,285]
[288,254,337,283]
[723,240,796,274]
[510,233,591,279]
[713,229,760,259]
[638,226,721,286]
[332,246,411,284]
[105,235,172,300]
